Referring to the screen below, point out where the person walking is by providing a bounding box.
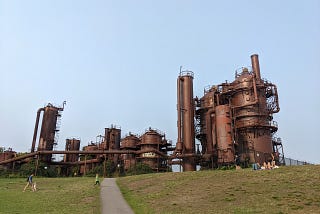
[94,174,100,185]
[23,173,35,192]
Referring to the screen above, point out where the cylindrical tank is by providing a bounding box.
[138,128,168,172]
[141,130,162,146]
[64,138,80,162]
[82,143,99,160]
[121,134,140,149]
[202,90,216,155]
[177,71,196,171]
[215,105,234,164]
[83,144,98,151]
[231,68,273,164]
[139,129,162,170]
[120,134,139,170]
[194,54,280,167]
[37,104,61,162]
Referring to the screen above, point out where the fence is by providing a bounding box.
[284,157,312,166]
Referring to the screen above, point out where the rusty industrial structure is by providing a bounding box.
[31,102,66,162]
[64,138,81,163]
[0,54,284,175]
[176,69,196,171]
[176,54,283,171]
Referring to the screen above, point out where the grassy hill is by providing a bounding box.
[117,165,320,214]
[0,177,100,214]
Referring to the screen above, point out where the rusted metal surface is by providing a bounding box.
[195,89,217,166]
[120,133,140,170]
[138,128,170,172]
[0,150,138,165]
[0,150,15,169]
[215,105,234,164]
[31,108,44,153]
[193,54,282,168]
[177,70,196,171]
[121,134,140,149]
[33,102,65,162]
[1,54,282,173]
[0,149,15,169]
[105,125,121,151]
[104,125,121,164]
[83,144,98,151]
[251,54,261,82]
[64,138,80,162]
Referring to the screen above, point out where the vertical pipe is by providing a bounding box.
[177,76,181,146]
[205,109,214,155]
[84,155,87,175]
[111,128,121,164]
[64,139,69,162]
[176,75,183,153]
[31,108,44,153]
[112,128,121,150]
[35,155,40,176]
[103,154,106,177]
[104,128,110,150]
[251,54,261,82]
[215,105,234,164]
[179,72,196,171]
[252,72,258,102]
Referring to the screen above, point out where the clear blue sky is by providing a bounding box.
[1,1,319,163]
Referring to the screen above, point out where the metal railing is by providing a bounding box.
[234,66,253,79]
[179,70,194,78]
[284,157,313,166]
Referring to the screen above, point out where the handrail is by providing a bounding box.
[179,70,194,78]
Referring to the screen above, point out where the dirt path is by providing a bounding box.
[100,178,134,214]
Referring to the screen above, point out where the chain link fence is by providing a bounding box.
[284,157,312,166]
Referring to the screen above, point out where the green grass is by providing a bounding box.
[117,165,320,214]
[0,177,100,214]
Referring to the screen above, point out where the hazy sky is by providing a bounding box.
[1,1,319,164]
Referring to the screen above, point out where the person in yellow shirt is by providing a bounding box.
[94,174,100,185]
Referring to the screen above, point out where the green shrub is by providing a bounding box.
[126,163,154,175]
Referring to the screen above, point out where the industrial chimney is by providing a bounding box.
[177,70,196,171]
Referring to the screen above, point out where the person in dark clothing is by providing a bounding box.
[235,154,240,166]
[23,173,35,192]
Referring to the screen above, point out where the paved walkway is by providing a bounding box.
[100,178,134,214]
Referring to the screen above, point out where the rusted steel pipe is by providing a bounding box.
[51,159,100,166]
[168,153,201,159]
[31,108,44,153]
[176,70,183,153]
[0,152,37,164]
[205,108,215,154]
[251,54,261,82]
[177,71,196,171]
[0,149,168,165]
[39,150,136,155]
